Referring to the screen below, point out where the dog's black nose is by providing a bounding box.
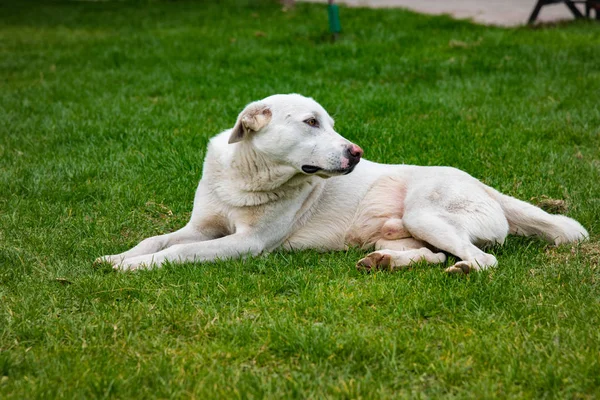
[345,144,363,164]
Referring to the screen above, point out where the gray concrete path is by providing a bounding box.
[302,0,583,26]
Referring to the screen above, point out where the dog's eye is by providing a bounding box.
[304,118,319,128]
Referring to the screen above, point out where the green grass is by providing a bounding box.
[1,0,600,397]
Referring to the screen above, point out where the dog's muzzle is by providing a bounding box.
[302,143,364,175]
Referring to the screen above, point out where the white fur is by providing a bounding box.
[97,94,589,273]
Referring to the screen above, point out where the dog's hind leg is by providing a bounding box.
[356,238,446,272]
[402,211,500,274]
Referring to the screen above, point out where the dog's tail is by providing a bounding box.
[487,188,588,245]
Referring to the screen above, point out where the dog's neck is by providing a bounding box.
[207,141,322,207]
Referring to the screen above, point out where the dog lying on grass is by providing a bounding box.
[97,94,588,272]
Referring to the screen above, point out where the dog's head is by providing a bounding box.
[229,94,362,177]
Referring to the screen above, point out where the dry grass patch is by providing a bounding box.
[545,241,600,267]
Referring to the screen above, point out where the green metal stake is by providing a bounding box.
[328,0,341,39]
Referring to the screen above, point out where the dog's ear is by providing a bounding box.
[229,102,272,144]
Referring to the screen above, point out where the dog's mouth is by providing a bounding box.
[301,164,358,176]
[301,165,323,174]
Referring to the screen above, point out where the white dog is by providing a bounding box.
[97,94,588,273]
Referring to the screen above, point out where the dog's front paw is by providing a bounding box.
[114,256,156,272]
[94,255,124,268]
[93,255,152,272]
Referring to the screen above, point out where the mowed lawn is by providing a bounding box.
[1,0,600,398]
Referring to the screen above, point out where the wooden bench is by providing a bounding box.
[529,0,600,23]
